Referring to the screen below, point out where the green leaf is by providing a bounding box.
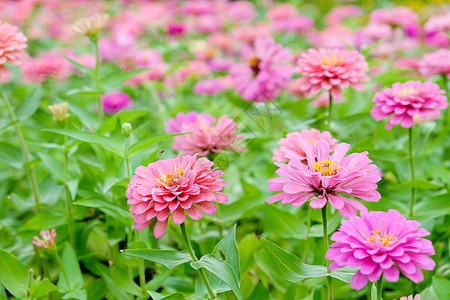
[102,175,120,194]
[399,180,443,190]
[432,276,450,300]
[0,249,28,299]
[121,249,191,269]
[100,68,151,87]
[58,243,84,291]
[147,291,185,300]
[43,129,124,156]
[368,149,407,162]
[331,267,356,283]
[259,237,328,283]
[65,90,101,100]
[98,109,150,133]
[264,204,305,239]
[191,254,243,300]
[20,211,66,232]
[309,213,342,237]
[111,265,141,296]
[73,198,131,225]
[30,278,58,298]
[60,53,93,77]
[69,104,100,130]
[127,133,182,158]
[0,142,23,169]
[15,87,42,121]
[371,283,377,300]
[37,152,64,180]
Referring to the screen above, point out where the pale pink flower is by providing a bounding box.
[398,295,420,300]
[165,112,245,156]
[295,48,369,100]
[0,20,27,83]
[121,49,166,86]
[101,92,133,115]
[272,129,337,163]
[371,81,448,130]
[99,38,135,63]
[20,51,73,83]
[326,210,435,290]
[307,25,355,49]
[231,23,270,44]
[193,78,227,96]
[370,7,418,28]
[424,12,450,33]
[226,1,256,23]
[126,155,228,238]
[394,58,421,71]
[182,0,215,16]
[230,37,293,102]
[419,49,450,79]
[209,58,233,72]
[325,5,362,25]
[33,229,57,249]
[268,139,381,218]
[267,3,297,20]
[355,23,392,49]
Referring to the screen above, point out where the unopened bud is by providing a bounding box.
[48,102,69,122]
[122,122,132,137]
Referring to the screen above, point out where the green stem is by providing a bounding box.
[26,269,33,297]
[443,75,448,128]
[0,87,40,211]
[377,276,383,300]
[55,250,72,291]
[135,230,147,299]
[327,92,333,130]
[93,40,104,123]
[63,134,74,244]
[408,127,416,217]
[322,202,333,300]
[180,223,216,300]
[304,206,312,263]
[42,255,53,300]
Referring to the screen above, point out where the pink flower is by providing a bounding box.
[226,1,256,23]
[0,20,27,83]
[419,49,450,79]
[370,7,418,28]
[325,5,362,25]
[20,51,73,83]
[398,295,420,300]
[230,37,293,102]
[295,48,369,100]
[126,155,228,238]
[326,210,435,290]
[182,0,215,16]
[355,23,392,49]
[165,112,245,156]
[307,25,355,49]
[121,49,166,86]
[193,78,226,96]
[424,12,450,33]
[32,229,57,249]
[272,129,337,163]
[371,81,448,130]
[101,92,133,115]
[209,58,233,72]
[268,139,381,218]
[310,91,344,107]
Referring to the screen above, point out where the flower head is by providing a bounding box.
[32,229,57,249]
[165,112,245,156]
[0,20,27,83]
[193,78,227,96]
[295,48,369,100]
[371,81,448,130]
[48,102,69,122]
[370,7,418,28]
[273,129,337,163]
[419,49,450,79]
[73,13,109,37]
[268,139,381,218]
[126,155,228,238]
[230,37,293,102]
[101,92,133,115]
[398,295,420,300]
[326,210,435,290]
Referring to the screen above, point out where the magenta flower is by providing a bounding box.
[230,37,293,102]
[398,295,420,300]
[165,112,245,156]
[326,210,435,290]
[32,229,57,249]
[272,129,337,163]
[193,78,226,96]
[371,81,448,130]
[419,49,450,79]
[126,155,228,238]
[101,92,133,115]
[268,139,381,218]
[295,48,369,100]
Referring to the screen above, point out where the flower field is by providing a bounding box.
[0,1,449,299]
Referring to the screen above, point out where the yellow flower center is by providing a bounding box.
[249,56,261,74]
[398,87,416,97]
[321,56,343,66]
[367,229,397,247]
[313,160,339,176]
[158,169,185,187]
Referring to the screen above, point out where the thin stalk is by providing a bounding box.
[408,127,416,217]
[124,137,135,296]
[327,92,333,130]
[180,223,215,299]
[0,87,40,211]
[443,75,449,128]
[304,206,312,263]
[93,40,104,123]
[64,134,74,244]
[26,269,33,297]
[322,201,333,300]
[135,230,147,298]
[42,255,53,300]
[54,250,72,291]
[377,276,383,300]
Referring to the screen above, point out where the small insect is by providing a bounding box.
[158,150,165,156]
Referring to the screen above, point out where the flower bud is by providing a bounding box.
[122,122,132,137]
[48,102,69,122]
[72,13,109,39]
[32,229,57,249]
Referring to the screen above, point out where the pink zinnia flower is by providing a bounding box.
[20,51,73,83]
[419,49,450,79]
[121,49,166,86]
[193,78,226,96]
[326,210,435,290]
[101,92,133,115]
[370,7,418,28]
[272,129,337,163]
[0,20,27,83]
[398,295,420,300]
[424,12,450,33]
[230,37,293,102]
[370,81,448,130]
[165,112,245,156]
[126,155,228,238]
[268,139,381,218]
[226,1,256,23]
[32,229,57,249]
[325,5,362,25]
[306,25,355,49]
[295,48,369,100]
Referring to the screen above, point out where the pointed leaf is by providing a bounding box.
[60,53,94,77]
[121,249,191,269]
[127,133,183,158]
[0,250,28,299]
[100,68,151,87]
[58,243,84,290]
[16,87,42,121]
